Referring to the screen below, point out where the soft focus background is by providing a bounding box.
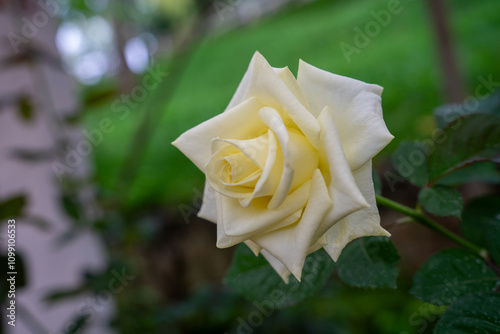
[1,0,499,333]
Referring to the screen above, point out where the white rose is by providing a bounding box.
[173,52,393,283]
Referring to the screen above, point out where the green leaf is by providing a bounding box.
[0,195,26,220]
[461,196,500,264]
[410,249,499,305]
[336,236,400,289]
[61,194,80,220]
[428,113,500,182]
[434,89,500,128]
[391,141,429,186]
[434,292,500,334]
[486,221,500,265]
[225,244,335,309]
[436,161,500,186]
[418,186,463,218]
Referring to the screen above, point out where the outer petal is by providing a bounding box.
[334,91,394,171]
[274,66,311,110]
[172,97,265,172]
[322,161,390,261]
[228,52,321,148]
[297,59,382,117]
[261,249,291,284]
[244,241,291,284]
[251,169,332,281]
[314,106,369,240]
[244,240,261,256]
[198,180,217,223]
[297,60,393,170]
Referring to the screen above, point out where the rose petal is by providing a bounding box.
[258,107,294,209]
[258,107,319,210]
[261,249,291,284]
[229,52,321,148]
[244,240,261,256]
[217,206,303,248]
[297,59,382,117]
[308,234,328,254]
[331,91,393,171]
[206,133,272,199]
[297,60,393,171]
[198,180,217,223]
[314,106,369,239]
[205,146,257,199]
[274,66,311,110]
[172,97,266,172]
[216,180,310,245]
[251,169,332,281]
[322,161,390,261]
[212,132,269,169]
[240,129,282,207]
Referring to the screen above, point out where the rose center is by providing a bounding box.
[206,127,318,208]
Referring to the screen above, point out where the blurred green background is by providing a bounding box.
[33,0,500,332]
[85,0,500,207]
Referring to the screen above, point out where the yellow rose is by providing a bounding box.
[173,52,393,283]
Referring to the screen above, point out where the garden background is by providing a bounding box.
[0,0,499,333]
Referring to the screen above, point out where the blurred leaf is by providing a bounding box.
[434,292,500,334]
[336,236,399,289]
[61,194,80,221]
[82,86,118,108]
[410,249,498,306]
[10,148,54,162]
[225,244,335,309]
[461,196,500,264]
[0,253,27,301]
[17,96,33,122]
[486,220,500,265]
[65,314,90,334]
[44,285,88,303]
[418,186,463,218]
[372,169,382,195]
[0,195,26,220]
[391,141,428,186]
[159,284,244,327]
[436,161,500,186]
[428,114,500,183]
[434,89,500,128]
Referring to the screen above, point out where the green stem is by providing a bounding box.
[375,194,486,257]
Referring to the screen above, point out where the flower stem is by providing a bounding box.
[375,194,486,257]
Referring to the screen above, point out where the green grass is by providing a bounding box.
[85,0,500,207]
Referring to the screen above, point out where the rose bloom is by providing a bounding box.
[173,52,393,283]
